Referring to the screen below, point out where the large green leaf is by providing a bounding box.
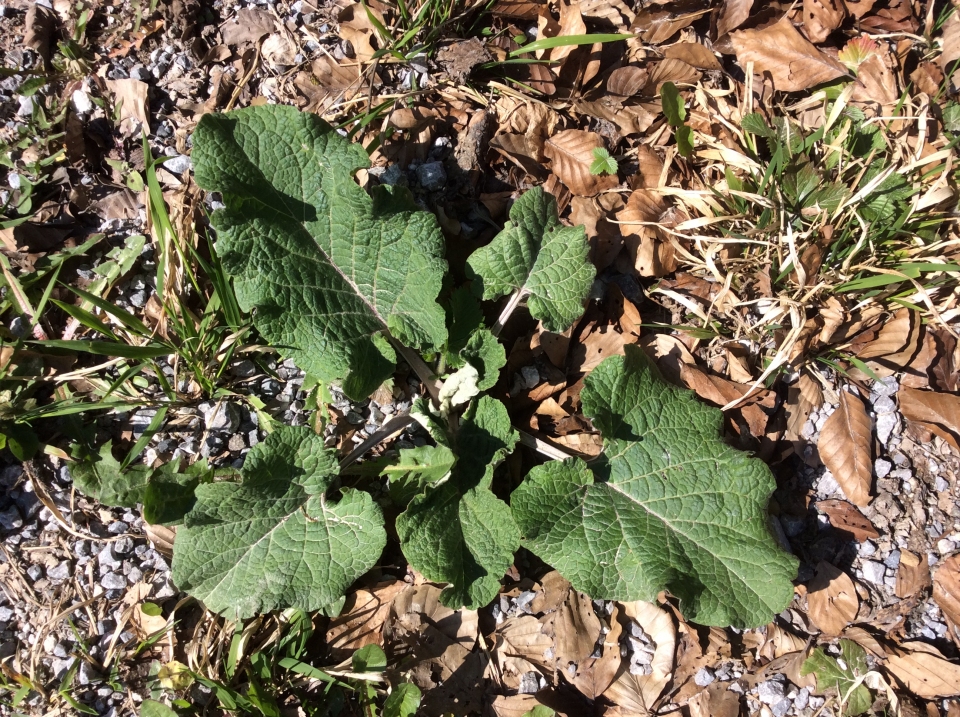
[192,106,448,399]
[172,424,386,619]
[466,187,595,332]
[396,396,519,609]
[511,346,798,627]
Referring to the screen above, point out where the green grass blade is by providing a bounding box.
[508,33,634,57]
[31,340,172,359]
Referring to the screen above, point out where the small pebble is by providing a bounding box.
[861,560,886,584]
[694,667,715,686]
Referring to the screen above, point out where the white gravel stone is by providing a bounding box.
[861,560,886,584]
[874,458,892,478]
[694,667,715,686]
[757,680,786,705]
[71,88,93,114]
[876,411,899,446]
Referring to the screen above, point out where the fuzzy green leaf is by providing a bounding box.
[461,328,506,391]
[466,187,595,333]
[382,444,456,507]
[512,345,798,627]
[192,106,448,400]
[396,396,519,609]
[172,424,386,619]
[71,441,152,508]
[801,640,872,716]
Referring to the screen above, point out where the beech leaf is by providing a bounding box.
[544,130,619,196]
[730,16,849,92]
[817,390,873,507]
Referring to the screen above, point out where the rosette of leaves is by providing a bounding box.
[191,105,448,400]
[512,346,798,627]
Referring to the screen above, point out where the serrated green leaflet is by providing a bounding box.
[396,396,519,609]
[192,106,448,400]
[382,444,456,506]
[466,187,595,332]
[511,346,798,627]
[172,424,386,619]
[801,640,872,716]
[460,329,506,391]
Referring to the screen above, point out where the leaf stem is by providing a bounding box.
[517,431,580,462]
[491,289,527,337]
[339,413,416,469]
[390,340,442,406]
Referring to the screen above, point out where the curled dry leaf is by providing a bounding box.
[544,589,602,665]
[933,554,960,644]
[617,190,677,277]
[580,0,635,29]
[644,59,701,92]
[817,390,872,507]
[603,601,676,713]
[815,500,879,541]
[544,130,619,196]
[262,32,298,69]
[607,66,649,97]
[570,324,629,374]
[221,8,276,46]
[687,681,741,717]
[337,2,383,62]
[899,387,960,452]
[569,196,623,271]
[940,11,960,81]
[896,549,932,600]
[663,42,722,70]
[326,580,409,659]
[807,560,859,635]
[494,615,554,688]
[730,16,848,92]
[885,642,960,698]
[633,4,707,44]
[637,334,695,387]
[568,604,623,699]
[106,79,151,133]
[803,0,847,44]
[716,0,753,37]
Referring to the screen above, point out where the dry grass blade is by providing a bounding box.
[730,16,849,92]
[817,390,873,507]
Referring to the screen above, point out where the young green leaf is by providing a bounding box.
[381,444,456,507]
[675,125,694,158]
[800,640,872,716]
[70,441,152,508]
[383,683,421,717]
[192,106,448,400]
[460,329,506,391]
[352,644,387,673]
[741,112,775,138]
[396,396,520,609]
[446,286,484,355]
[660,82,686,127]
[172,424,386,619]
[466,187,595,333]
[589,147,618,176]
[511,346,798,627]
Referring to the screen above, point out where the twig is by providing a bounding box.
[339,413,416,469]
[518,431,580,462]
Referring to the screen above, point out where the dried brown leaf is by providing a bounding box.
[494,615,555,688]
[716,0,754,37]
[221,8,276,46]
[575,97,658,135]
[327,580,409,659]
[807,560,859,635]
[262,32,298,68]
[940,11,960,77]
[337,2,382,62]
[637,334,696,386]
[633,5,706,44]
[817,390,872,506]
[547,0,586,64]
[570,325,629,374]
[569,196,622,270]
[663,42,722,70]
[568,604,623,699]
[897,549,932,600]
[802,0,847,44]
[815,500,879,541]
[617,190,677,277]
[899,387,960,452]
[603,601,676,713]
[730,16,848,92]
[544,589,602,665]
[106,79,151,133]
[644,58,701,92]
[607,66,649,97]
[580,0,635,29]
[885,642,960,698]
[687,681,741,717]
[933,554,960,644]
[544,130,618,196]
[491,133,548,179]
[851,51,898,107]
